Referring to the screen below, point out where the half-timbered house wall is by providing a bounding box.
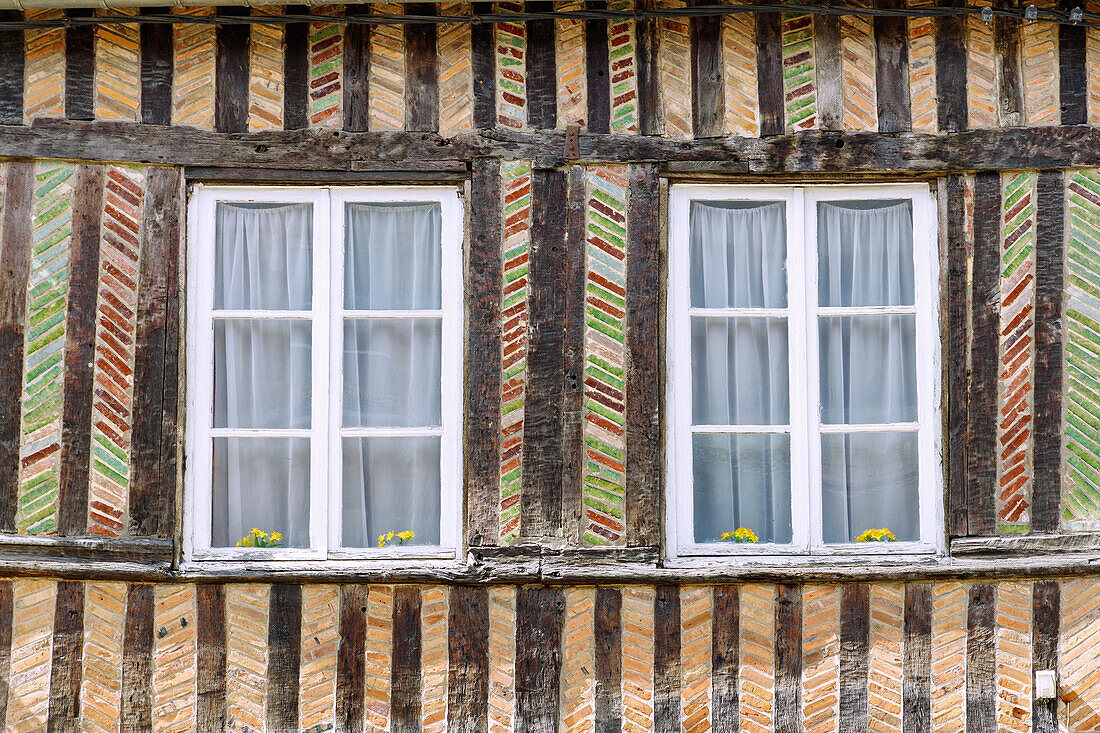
[2,3,1100,731]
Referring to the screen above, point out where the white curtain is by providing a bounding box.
[690,202,792,543]
[212,202,313,548]
[342,202,443,547]
[817,201,919,542]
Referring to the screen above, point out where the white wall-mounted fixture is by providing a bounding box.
[1035,670,1058,700]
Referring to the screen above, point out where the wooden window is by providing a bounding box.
[185,186,463,562]
[666,184,942,558]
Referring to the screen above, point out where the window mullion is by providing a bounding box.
[787,188,813,553]
[308,190,332,557]
[327,192,344,556]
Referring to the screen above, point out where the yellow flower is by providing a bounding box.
[720,527,759,543]
[856,527,896,542]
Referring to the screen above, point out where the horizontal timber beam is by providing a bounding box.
[6,119,1100,173]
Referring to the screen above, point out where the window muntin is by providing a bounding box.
[187,186,462,561]
[668,184,941,558]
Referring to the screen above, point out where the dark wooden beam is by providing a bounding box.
[774,584,803,733]
[391,586,423,733]
[448,586,489,733]
[934,6,967,132]
[594,586,623,733]
[1032,580,1059,733]
[994,14,1022,127]
[839,584,870,733]
[965,583,996,733]
[585,1,611,135]
[653,585,681,733]
[755,12,784,136]
[215,7,250,133]
[711,586,739,733]
[515,586,564,733]
[525,0,557,131]
[65,10,95,121]
[57,164,104,537]
[968,171,1000,536]
[195,584,227,731]
[0,12,24,125]
[46,580,84,732]
[635,0,660,136]
[815,14,843,131]
[284,5,310,130]
[466,159,502,547]
[139,16,173,126]
[336,585,368,733]
[874,0,910,133]
[562,166,587,544]
[946,174,969,538]
[1032,170,1065,533]
[121,583,155,732]
[902,583,932,733]
[266,584,302,732]
[0,581,11,728]
[23,120,1100,174]
[1059,0,1086,126]
[342,5,370,132]
[405,3,439,133]
[471,9,495,129]
[0,163,32,533]
[690,7,724,138]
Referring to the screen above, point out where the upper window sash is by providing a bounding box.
[666,184,942,560]
[184,185,463,564]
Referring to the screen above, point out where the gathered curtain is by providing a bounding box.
[689,199,918,545]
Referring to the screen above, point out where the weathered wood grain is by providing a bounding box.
[335,584,367,733]
[342,6,370,132]
[625,164,659,547]
[691,10,723,138]
[47,580,84,731]
[782,582,821,733]
[966,583,996,733]
[215,8,249,133]
[653,584,680,733]
[283,6,309,130]
[1060,1,1087,125]
[839,584,869,733]
[995,16,1023,127]
[0,163,33,533]
[903,583,932,733]
[1032,170,1064,532]
[525,1,556,130]
[814,14,842,132]
[0,14,23,125]
[467,159,502,547]
[128,165,180,538]
[586,3,611,134]
[139,21,172,126]
[404,3,438,133]
[711,586,738,733]
[195,584,226,731]
[874,0,910,133]
[594,586,622,733]
[65,10,95,121]
[515,585,564,733]
[448,585,488,733]
[522,169,567,538]
[635,1,659,136]
[562,166,587,544]
[266,584,302,733]
[0,581,12,729]
[969,171,1001,536]
[934,8,967,132]
[471,13,495,129]
[57,164,104,537]
[121,584,154,733]
[392,586,423,733]
[1032,579,1058,733]
[947,174,969,538]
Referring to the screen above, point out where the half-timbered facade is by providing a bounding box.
[1,2,1100,731]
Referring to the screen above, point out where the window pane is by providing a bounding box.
[689,201,787,308]
[345,202,442,310]
[342,436,441,547]
[821,432,919,543]
[214,320,311,429]
[212,437,310,548]
[343,319,442,428]
[691,317,789,425]
[817,200,914,307]
[693,433,792,544]
[819,315,917,424]
[215,202,313,310]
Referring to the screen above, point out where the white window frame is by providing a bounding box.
[666,183,943,560]
[184,185,463,563]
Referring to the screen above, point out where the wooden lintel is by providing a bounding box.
[9,119,1100,173]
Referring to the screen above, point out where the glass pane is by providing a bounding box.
[212,437,310,548]
[817,200,914,307]
[215,320,311,429]
[343,319,442,428]
[691,317,789,425]
[341,436,442,547]
[821,432,919,543]
[345,202,442,310]
[215,202,313,310]
[819,315,916,424]
[689,201,787,308]
[693,433,792,544]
